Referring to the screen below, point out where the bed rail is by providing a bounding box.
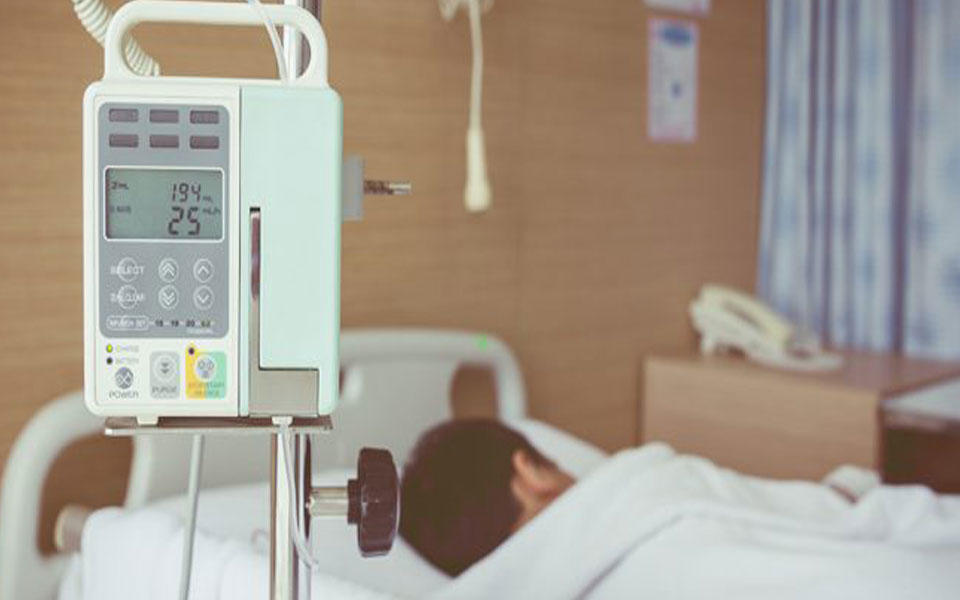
[0,328,527,600]
[0,391,102,600]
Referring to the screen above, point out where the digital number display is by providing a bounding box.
[105,168,223,240]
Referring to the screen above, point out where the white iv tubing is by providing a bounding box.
[246,0,290,83]
[278,424,320,599]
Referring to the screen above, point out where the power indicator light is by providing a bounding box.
[106,344,113,353]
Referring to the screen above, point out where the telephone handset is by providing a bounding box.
[689,285,843,372]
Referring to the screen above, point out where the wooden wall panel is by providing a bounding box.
[0,0,764,542]
[516,0,765,447]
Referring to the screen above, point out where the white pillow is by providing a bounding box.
[507,418,608,479]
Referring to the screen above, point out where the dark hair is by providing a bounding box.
[399,419,551,576]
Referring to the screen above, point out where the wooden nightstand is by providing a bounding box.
[642,352,960,481]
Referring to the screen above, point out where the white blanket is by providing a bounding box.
[60,506,397,600]
[57,418,604,600]
[433,444,960,600]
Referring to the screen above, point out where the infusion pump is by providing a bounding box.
[83,1,341,423]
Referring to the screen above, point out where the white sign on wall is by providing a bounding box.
[647,18,698,143]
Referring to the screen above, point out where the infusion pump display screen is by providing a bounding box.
[105,168,223,240]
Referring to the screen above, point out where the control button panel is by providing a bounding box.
[101,252,225,337]
[97,102,229,339]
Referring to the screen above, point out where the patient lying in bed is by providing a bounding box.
[402,420,960,600]
[400,419,577,576]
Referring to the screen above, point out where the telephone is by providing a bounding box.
[689,285,843,372]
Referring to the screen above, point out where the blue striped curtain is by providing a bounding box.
[758,0,960,359]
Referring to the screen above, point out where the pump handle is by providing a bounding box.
[103,0,328,85]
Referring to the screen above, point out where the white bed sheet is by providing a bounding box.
[58,418,608,600]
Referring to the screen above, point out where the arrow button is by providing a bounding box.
[158,285,179,311]
[193,285,214,311]
[158,258,179,282]
[193,259,214,283]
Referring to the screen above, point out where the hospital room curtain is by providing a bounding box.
[758,0,960,359]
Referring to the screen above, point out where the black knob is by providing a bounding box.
[347,447,399,557]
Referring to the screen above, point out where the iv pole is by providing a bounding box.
[92,4,400,600]
[272,4,320,598]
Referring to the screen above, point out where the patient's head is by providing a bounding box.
[399,419,573,576]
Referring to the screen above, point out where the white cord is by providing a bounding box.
[467,0,483,132]
[464,0,492,212]
[179,434,205,600]
[246,0,290,83]
[278,425,320,569]
[71,0,160,76]
[277,425,320,598]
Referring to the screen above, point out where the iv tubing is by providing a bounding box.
[278,424,319,598]
[246,0,290,83]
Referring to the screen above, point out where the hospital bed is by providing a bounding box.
[0,328,607,600]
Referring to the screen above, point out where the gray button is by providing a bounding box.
[150,134,179,148]
[189,135,219,150]
[114,257,143,282]
[109,134,138,148]
[115,367,134,389]
[190,110,220,124]
[193,259,214,283]
[158,285,180,311]
[150,352,180,399]
[116,285,143,310]
[158,258,179,282]
[151,353,178,383]
[108,108,138,122]
[150,109,179,123]
[193,286,214,311]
